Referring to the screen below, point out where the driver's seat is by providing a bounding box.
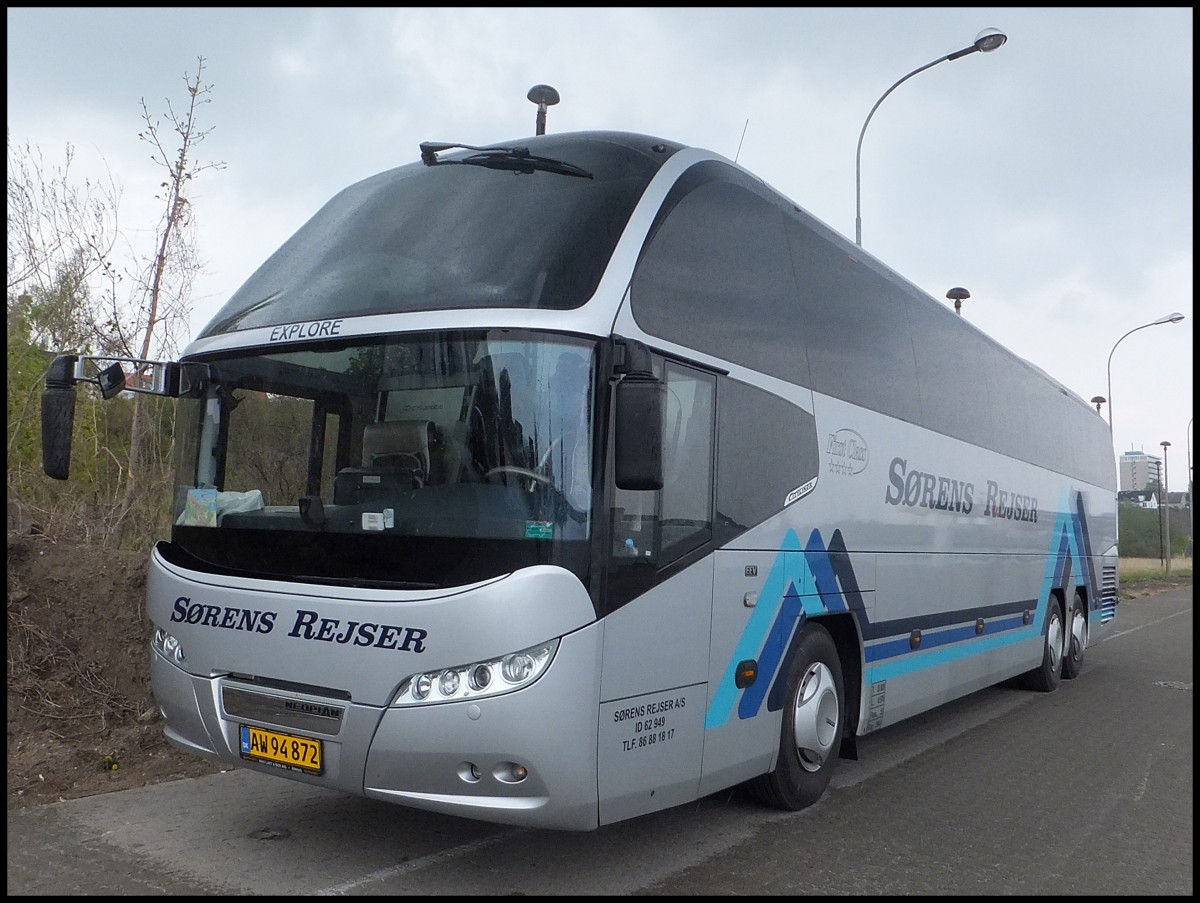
[361,420,439,486]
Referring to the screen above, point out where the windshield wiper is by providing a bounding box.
[419,142,593,179]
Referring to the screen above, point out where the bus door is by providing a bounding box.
[597,358,716,824]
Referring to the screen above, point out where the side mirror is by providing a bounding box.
[614,374,665,490]
[41,354,79,480]
[39,354,190,481]
[96,361,126,400]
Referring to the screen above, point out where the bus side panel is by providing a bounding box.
[596,558,712,825]
[700,542,875,796]
[802,392,1117,733]
[698,549,788,795]
[865,551,1045,728]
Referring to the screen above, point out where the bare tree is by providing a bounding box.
[6,134,121,353]
[113,56,226,530]
[6,55,224,545]
[7,136,122,536]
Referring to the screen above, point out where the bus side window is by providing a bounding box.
[612,361,714,566]
[659,362,714,560]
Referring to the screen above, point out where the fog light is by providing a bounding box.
[493,761,529,784]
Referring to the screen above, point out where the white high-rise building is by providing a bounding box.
[1119,450,1163,492]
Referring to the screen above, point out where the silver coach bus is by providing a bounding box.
[42,129,1118,830]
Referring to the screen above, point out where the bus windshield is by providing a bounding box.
[170,330,597,589]
[199,133,677,336]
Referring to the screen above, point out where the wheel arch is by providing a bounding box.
[1073,582,1091,626]
[808,612,861,741]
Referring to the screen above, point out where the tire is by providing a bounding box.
[745,622,844,811]
[1061,590,1087,680]
[1018,595,1064,692]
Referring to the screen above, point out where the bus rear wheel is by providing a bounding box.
[1061,590,1087,680]
[1018,595,1064,692]
[745,622,844,811]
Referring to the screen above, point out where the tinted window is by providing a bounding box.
[716,378,818,544]
[784,216,921,425]
[904,293,997,446]
[610,360,715,567]
[660,361,715,559]
[631,160,1110,487]
[630,163,812,388]
[171,330,599,589]
[201,134,677,337]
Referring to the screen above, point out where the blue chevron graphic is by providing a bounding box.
[704,490,1107,730]
[706,527,849,729]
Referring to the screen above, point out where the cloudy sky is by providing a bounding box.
[7,8,1194,480]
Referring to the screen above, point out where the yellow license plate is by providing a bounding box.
[239,724,323,774]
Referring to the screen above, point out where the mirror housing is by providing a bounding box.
[614,351,665,492]
[41,354,79,480]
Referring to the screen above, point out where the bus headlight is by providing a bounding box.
[468,663,492,691]
[412,673,432,700]
[392,639,559,706]
[152,627,186,666]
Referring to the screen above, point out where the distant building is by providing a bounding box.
[1117,489,1159,509]
[1119,450,1162,492]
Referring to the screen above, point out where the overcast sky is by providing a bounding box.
[7,7,1194,480]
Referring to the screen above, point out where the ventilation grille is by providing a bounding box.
[1100,565,1118,623]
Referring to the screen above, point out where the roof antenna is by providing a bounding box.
[946,286,970,316]
[734,119,749,163]
[527,84,560,136]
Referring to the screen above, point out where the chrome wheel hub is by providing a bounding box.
[792,661,839,773]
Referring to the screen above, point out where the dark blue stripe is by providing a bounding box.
[865,614,1027,663]
[738,583,805,720]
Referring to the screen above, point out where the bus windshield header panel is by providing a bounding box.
[170,330,598,591]
[200,133,680,338]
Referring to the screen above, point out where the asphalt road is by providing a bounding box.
[8,587,1192,895]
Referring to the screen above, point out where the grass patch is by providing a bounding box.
[1120,556,1193,584]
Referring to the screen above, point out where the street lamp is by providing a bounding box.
[1160,440,1172,576]
[855,28,1007,247]
[1188,416,1194,562]
[1090,395,1106,414]
[1105,312,1185,444]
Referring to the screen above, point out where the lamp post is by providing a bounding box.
[855,28,1007,247]
[1090,395,1106,414]
[1160,440,1172,576]
[1105,312,1185,444]
[1188,416,1194,562]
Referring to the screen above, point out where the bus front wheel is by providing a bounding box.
[745,622,844,811]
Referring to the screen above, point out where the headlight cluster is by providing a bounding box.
[152,627,186,665]
[392,639,559,706]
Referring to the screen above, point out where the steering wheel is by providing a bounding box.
[536,437,561,472]
[484,465,559,490]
